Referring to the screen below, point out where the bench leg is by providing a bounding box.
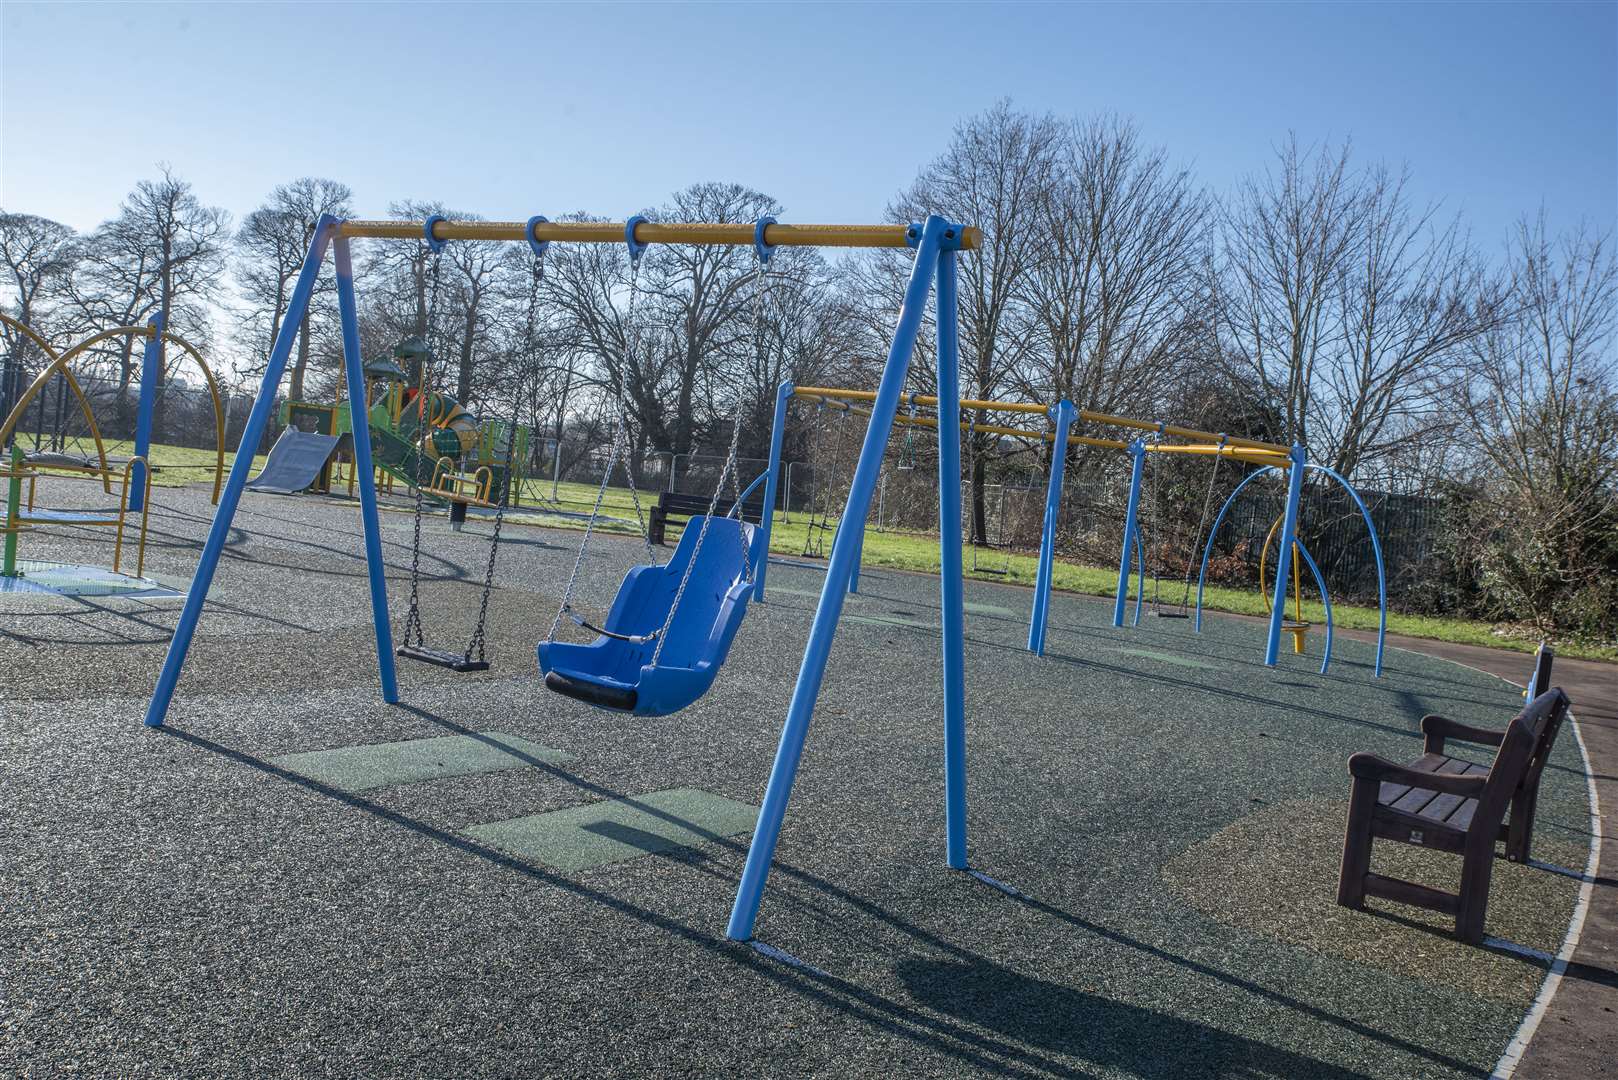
[1337,777,1378,909]
[1456,837,1497,944]
[1504,783,1539,863]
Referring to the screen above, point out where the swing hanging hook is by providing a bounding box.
[423,214,448,255]
[526,215,551,260]
[625,214,649,263]
[753,216,777,265]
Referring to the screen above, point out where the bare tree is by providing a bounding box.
[1452,217,1618,634]
[0,211,79,370]
[1215,137,1368,452]
[643,182,782,457]
[66,168,228,426]
[439,223,506,406]
[1021,116,1210,472]
[886,101,1063,540]
[235,178,352,399]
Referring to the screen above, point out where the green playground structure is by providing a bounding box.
[265,337,531,507]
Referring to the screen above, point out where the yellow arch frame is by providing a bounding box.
[0,324,226,504]
[0,313,113,491]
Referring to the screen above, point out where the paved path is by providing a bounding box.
[1333,629,1616,1078]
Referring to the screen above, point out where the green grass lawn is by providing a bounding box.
[50,438,1614,663]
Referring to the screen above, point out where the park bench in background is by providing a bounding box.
[1337,688,1572,943]
[648,490,764,546]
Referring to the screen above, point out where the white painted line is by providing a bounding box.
[968,869,1028,898]
[1490,708,1601,1079]
[749,940,830,979]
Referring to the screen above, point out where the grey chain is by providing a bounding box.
[465,417,514,663]
[466,255,547,663]
[620,252,657,566]
[547,416,626,643]
[651,401,746,666]
[399,245,444,649]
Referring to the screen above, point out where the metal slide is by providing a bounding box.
[245,429,343,494]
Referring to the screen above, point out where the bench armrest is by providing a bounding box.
[1420,714,1505,754]
[1348,752,1488,797]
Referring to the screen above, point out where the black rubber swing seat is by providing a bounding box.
[396,644,490,672]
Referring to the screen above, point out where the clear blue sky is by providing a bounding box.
[2,1,1613,257]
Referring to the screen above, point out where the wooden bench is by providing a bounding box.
[648,490,764,546]
[1337,688,1571,943]
[1418,646,1561,863]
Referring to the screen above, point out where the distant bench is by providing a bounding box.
[648,490,765,546]
[1337,668,1571,944]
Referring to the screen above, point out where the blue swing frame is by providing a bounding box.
[139,212,978,946]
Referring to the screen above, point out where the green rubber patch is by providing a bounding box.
[465,787,760,871]
[1110,646,1222,670]
[271,732,572,793]
[965,601,1019,618]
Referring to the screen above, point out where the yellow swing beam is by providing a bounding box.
[794,387,1290,466]
[340,219,983,251]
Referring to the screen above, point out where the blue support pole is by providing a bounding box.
[1194,466,1278,632]
[849,518,862,594]
[1112,439,1146,627]
[1027,400,1074,656]
[1307,463,1388,677]
[142,216,337,728]
[334,235,399,705]
[935,247,968,870]
[727,216,955,941]
[129,313,164,512]
[752,381,793,601]
[1264,443,1306,666]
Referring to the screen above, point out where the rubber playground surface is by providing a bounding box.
[1,483,1595,1078]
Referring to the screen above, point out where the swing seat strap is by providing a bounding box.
[565,608,659,645]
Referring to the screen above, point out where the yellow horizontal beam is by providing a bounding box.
[794,387,1050,416]
[834,401,1285,466]
[797,386,1289,455]
[337,219,982,251]
[1076,408,1286,453]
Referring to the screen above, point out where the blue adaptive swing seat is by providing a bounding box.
[537,516,755,717]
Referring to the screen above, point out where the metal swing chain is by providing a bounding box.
[800,401,826,557]
[648,240,771,664]
[1143,425,1175,610]
[1179,435,1227,609]
[651,399,745,667]
[547,416,627,643]
[463,255,546,664]
[619,252,656,566]
[401,244,446,650]
[966,417,980,569]
[725,249,777,579]
[807,404,849,557]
